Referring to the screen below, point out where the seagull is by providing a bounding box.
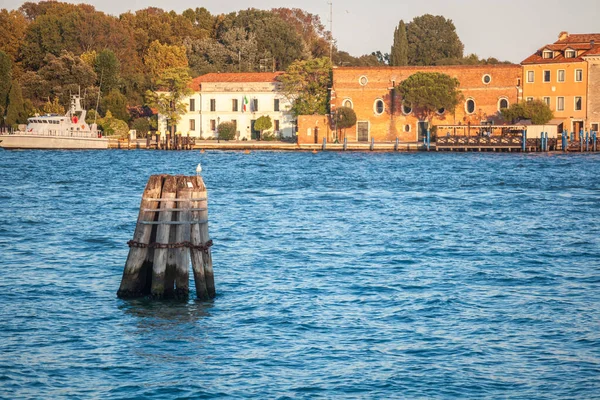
[196,163,202,176]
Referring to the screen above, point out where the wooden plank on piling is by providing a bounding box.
[196,176,215,299]
[190,177,210,300]
[117,174,164,298]
[151,175,177,298]
[174,176,193,299]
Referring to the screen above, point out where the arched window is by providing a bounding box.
[465,99,476,114]
[404,124,411,132]
[482,74,492,84]
[374,99,384,115]
[402,101,412,115]
[437,108,445,115]
[342,99,353,109]
[498,98,509,110]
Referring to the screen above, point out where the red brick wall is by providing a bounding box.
[332,65,522,142]
[587,59,600,131]
[297,115,330,144]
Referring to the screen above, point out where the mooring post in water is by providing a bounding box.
[343,137,347,151]
[370,137,374,151]
[585,131,589,152]
[117,175,164,298]
[189,177,212,300]
[522,129,526,152]
[394,138,399,152]
[593,132,597,152]
[426,130,431,151]
[174,177,192,299]
[322,137,326,151]
[580,129,584,152]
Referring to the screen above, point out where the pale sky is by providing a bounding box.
[2,0,600,63]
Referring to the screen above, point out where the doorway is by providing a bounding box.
[418,121,428,142]
[357,121,369,142]
[572,120,583,138]
[314,127,319,144]
[251,120,260,140]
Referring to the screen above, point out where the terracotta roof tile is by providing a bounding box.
[522,32,600,64]
[189,72,284,91]
[557,33,600,44]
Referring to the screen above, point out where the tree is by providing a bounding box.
[398,72,462,123]
[0,51,12,121]
[42,97,65,114]
[101,89,129,122]
[501,100,554,125]
[279,57,332,116]
[98,110,129,137]
[145,67,192,136]
[6,80,26,126]
[254,115,272,140]
[95,49,120,94]
[217,121,236,140]
[132,117,151,137]
[271,8,330,59]
[406,14,464,66]
[390,20,408,66]
[334,106,357,140]
[144,40,188,84]
[0,10,27,63]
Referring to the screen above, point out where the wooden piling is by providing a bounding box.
[174,177,193,299]
[117,175,164,298]
[189,177,215,300]
[151,176,178,298]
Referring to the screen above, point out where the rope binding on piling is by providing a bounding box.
[127,239,213,252]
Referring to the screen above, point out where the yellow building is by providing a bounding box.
[522,32,600,134]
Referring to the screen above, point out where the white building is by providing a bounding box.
[158,72,295,140]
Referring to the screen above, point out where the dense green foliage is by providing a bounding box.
[132,117,150,137]
[390,21,408,66]
[217,121,236,140]
[398,72,462,122]
[279,57,332,116]
[6,80,26,126]
[335,106,357,130]
[101,89,129,122]
[406,14,464,66]
[0,50,11,121]
[254,115,273,134]
[501,100,554,125]
[145,67,192,135]
[94,49,120,94]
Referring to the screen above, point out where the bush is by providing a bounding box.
[262,131,277,141]
[501,100,553,125]
[217,121,236,140]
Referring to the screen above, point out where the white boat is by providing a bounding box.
[0,95,109,150]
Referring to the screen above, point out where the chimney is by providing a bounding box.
[592,40,596,47]
[558,31,569,41]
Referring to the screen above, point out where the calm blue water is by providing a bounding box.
[1,150,599,399]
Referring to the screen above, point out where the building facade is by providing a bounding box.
[158,72,295,140]
[522,32,600,134]
[304,65,522,144]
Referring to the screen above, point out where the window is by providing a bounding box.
[542,50,553,59]
[274,99,280,112]
[565,49,576,58]
[402,102,412,115]
[591,123,599,132]
[498,98,509,110]
[482,74,491,84]
[189,119,195,131]
[543,97,551,106]
[210,99,216,112]
[527,70,534,83]
[543,70,551,82]
[558,70,565,82]
[342,99,353,109]
[252,99,258,111]
[437,108,445,115]
[359,75,368,86]
[526,97,534,102]
[274,120,280,132]
[374,99,384,115]
[575,69,583,82]
[465,99,475,114]
[189,99,195,112]
[210,119,216,131]
[557,97,565,111]
[232,99,238,112]
[575,97,582,111]
[404,124,411,132]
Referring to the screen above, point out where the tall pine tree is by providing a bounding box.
[390,20,408,66]
[0,50,11,121]
[6,80,25,127]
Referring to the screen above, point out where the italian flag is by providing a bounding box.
[243,95,249,112]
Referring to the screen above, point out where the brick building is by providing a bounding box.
[522,32,600,134]
[299,65,522,144]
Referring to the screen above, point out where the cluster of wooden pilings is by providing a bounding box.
[117,174,215,300]
[146,133,195,150]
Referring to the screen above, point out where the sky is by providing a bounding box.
[3,0,600,63]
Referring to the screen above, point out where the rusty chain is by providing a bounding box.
[128,239,213,252]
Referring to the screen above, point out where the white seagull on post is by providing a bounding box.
[196,162,202,176]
